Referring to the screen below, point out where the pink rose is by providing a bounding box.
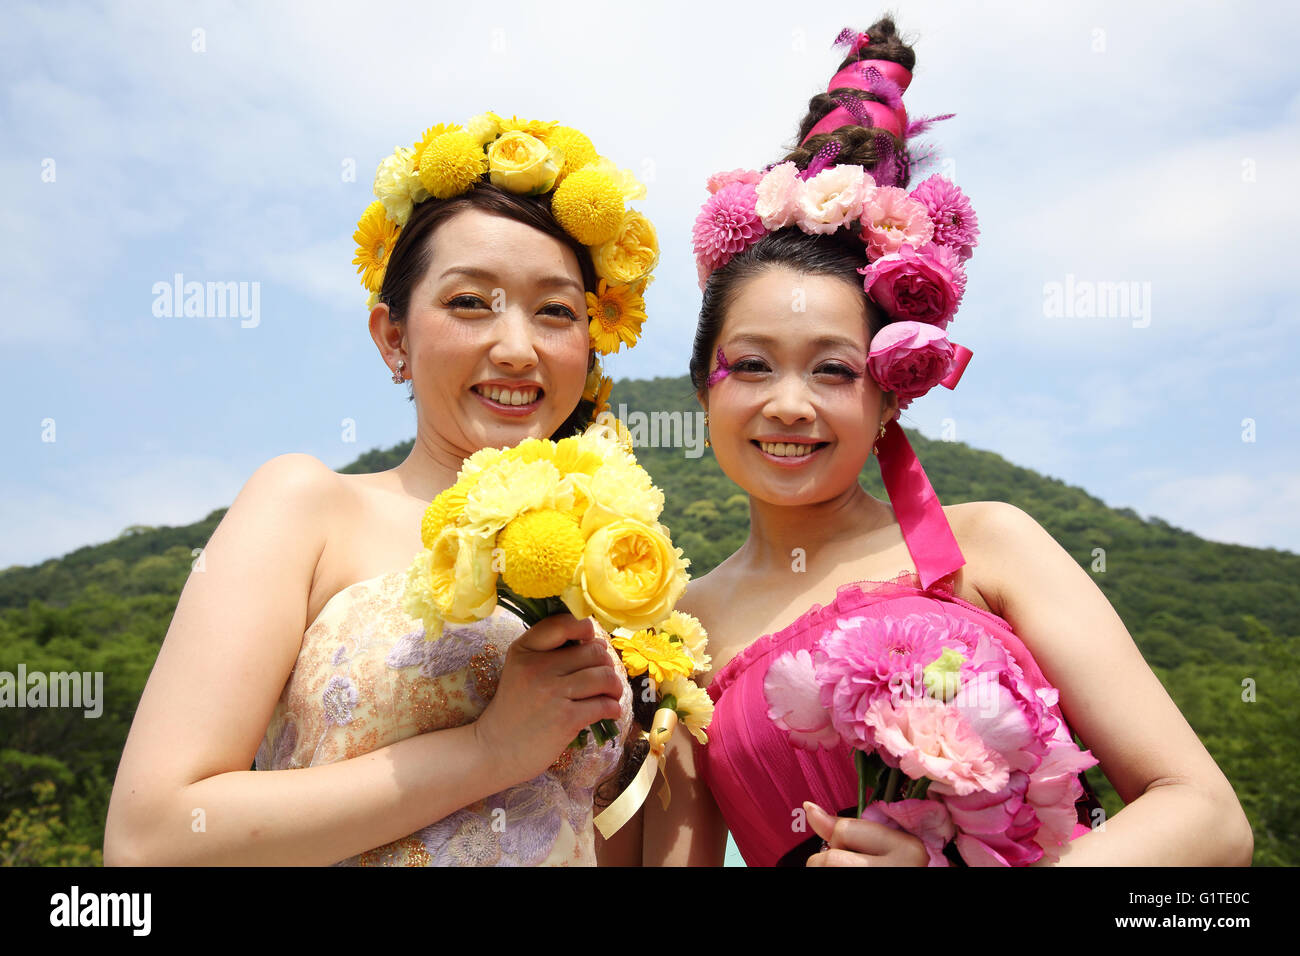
[866,321,955,404]
[706,168,763,194]
[859,242,966,330]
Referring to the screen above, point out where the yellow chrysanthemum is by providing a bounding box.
[551,167,625,245]
[492,113,559,140]
[417,130,487,199]
[545,126,598,184]
[610,627,694,684]
[420,479,476,548]
[411,122,463,170]
[658,676,714,745]
[585,279,646,355]
[498,509,585,598]
[352,201,401,294]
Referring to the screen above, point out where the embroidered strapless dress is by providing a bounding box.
[255,567,634,866]
[693,426,1102,868]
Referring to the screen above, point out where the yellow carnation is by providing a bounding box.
[352,201,400,294]
[545,126,598,184]
[590,156,647,201]
[581,458,663,535]
[373,145,423,227]
[502,437,557,466]
[658,676,714,744]
[551,167,625,245]
[487,131,563,195]
[499,509,585,598]
[585,279,647,356]
[563,518,689,632]
[460,457,569,536]
[463,112,501,146]
[418,130,487,199]
[610,628,694,685]
[659,610,711,675]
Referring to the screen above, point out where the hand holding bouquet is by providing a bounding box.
[763,610,1098,866]
[402,415,693,748]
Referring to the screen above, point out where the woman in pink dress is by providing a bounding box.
[635,17,1253,866]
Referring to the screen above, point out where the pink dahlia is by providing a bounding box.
[860,185,935,259]
[692,181,766,275]
[814,613,951,746]
[909,174,980,261]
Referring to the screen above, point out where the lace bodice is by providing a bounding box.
[255,568,634,866]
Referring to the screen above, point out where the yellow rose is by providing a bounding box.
[563,518,688,632]
[436,526,499,623]
[591,210,660,285]
[487,131,563,195]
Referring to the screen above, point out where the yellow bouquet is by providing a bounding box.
[402,414,700,750]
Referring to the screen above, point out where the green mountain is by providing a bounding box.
[2,375,1295,865]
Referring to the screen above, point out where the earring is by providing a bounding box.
[871,421,887,456]
[391,359,406,384]
[704,412,711,448]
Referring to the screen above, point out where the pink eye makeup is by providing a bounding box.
[705,347,733,387]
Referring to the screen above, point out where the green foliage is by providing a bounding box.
[0,374,1295,865]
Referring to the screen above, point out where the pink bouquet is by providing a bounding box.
[763,610,1099,866]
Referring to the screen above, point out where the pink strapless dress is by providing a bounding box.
[694,568,1100,867]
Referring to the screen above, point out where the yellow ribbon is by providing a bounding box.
[593,706,678,840]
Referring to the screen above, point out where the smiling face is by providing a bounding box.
[702,266,898,507]
[375,206,591,460]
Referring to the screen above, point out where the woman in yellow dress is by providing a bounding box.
[104,115,660,865]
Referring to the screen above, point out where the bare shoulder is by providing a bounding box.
[941,501,1057,616]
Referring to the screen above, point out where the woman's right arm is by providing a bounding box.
[103,454,621,866]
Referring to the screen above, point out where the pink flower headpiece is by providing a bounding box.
[693,161,979,409]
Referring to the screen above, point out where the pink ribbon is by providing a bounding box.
[874,418,966,589]
[802,59,912,143]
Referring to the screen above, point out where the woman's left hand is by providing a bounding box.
[803,801,929,867]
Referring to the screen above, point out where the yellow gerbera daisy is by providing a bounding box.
[493,113,559,140]
[610,628,694,684]
[585,279,646,355]
[353,201,401,294]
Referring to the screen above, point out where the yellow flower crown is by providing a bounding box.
[354,112,659,368]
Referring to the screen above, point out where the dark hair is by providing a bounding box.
[377,181,599,440]
[688,15,916,402]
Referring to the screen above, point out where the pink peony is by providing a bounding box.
[863,696,1010,796]
[866,321,955,405]
[754,161,803,230]
[859,242,966,330]
[860,798,956,867]
[762,650,841,751]
[692,181,767,280]
[860,185,935,259]
[706,168,763,194]
[909,174,980,261]
[795,165,874,235]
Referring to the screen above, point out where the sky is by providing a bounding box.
[3,0,1298,570]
